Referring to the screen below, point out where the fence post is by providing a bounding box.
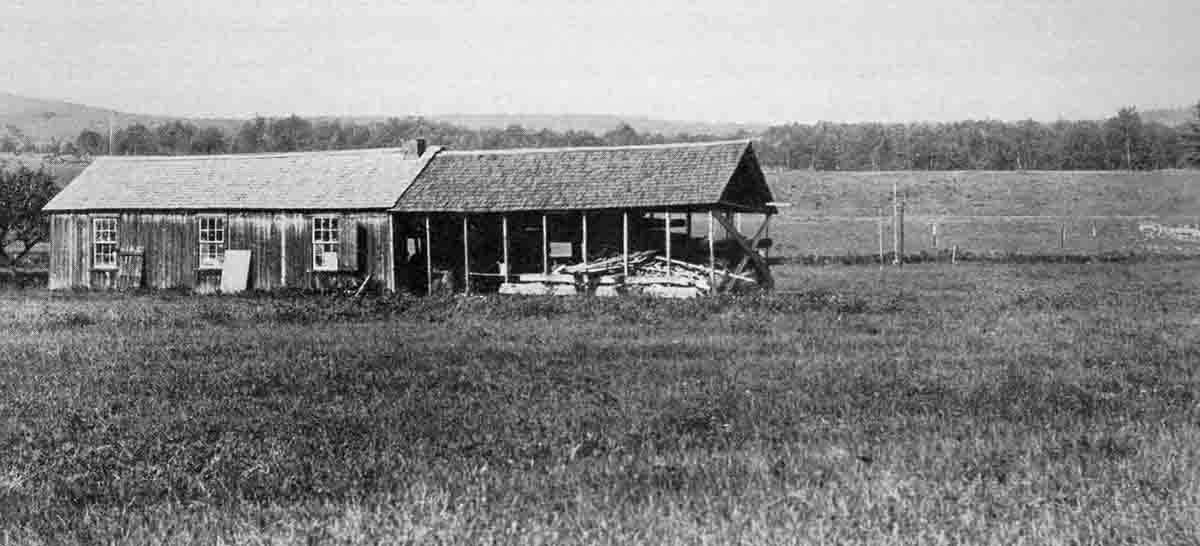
[892,183,902,267]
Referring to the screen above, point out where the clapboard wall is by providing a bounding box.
[48,211,395,291]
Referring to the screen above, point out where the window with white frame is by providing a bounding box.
[92,217,118,269]
[198,216,226,269]
[312,216,339,270]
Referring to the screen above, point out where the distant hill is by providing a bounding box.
[0,92,764,146]
[0,92,243,144]
[428,113,765,137]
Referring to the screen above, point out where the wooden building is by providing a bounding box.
[43,144,437,291]
[44,139,776,294]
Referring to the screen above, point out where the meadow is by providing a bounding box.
[2,261,1199,544]
[761,169,1200,259]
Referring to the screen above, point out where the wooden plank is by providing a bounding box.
[220,250,251,293]
[180,213,198,288]
[339,216,358,272]
[517,273,575,283]
[549,242,572,258]
[47,215,64,288]
[117,250,143,290]
[78,214,91,288]
[626,275,702,286]
[289,214,311,288]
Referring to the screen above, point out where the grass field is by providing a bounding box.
[758,169,1200,258]
[2,261,1199,544]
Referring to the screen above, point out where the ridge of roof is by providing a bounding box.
[438,139,752,156]
[90,147,417,162]
[386,146,444,208]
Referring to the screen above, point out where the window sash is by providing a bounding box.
[198,216,226,268]
[93,218,118,268]
[312,217,339,270]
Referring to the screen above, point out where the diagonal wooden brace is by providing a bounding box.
[712,212,774,290]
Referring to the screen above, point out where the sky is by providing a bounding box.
[2,0,1198,124]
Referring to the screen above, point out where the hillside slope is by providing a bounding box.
[0,92,762,146]
[0,93,242,144]
[430,113,764,136]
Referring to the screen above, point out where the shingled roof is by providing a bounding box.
[43,147,436,212]
[390,140,774,213]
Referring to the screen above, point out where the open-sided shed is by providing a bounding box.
[390,139,777,296]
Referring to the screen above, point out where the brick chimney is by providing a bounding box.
[416,138,427,157]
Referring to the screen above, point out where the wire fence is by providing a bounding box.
[769,215,1200,261]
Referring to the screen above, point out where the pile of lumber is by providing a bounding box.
[558,250,657,275]
[500,251,756,298]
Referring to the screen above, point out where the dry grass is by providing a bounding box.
[756,169,1200,258]
[2,262,1200,544]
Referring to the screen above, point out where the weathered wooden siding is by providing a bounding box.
[352,212,393,290]
[48,211,396,291]
[278,214,311,289]
[227,213,281,290]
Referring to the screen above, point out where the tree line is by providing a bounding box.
[51,116,724,159]
[6,104,1200,170]
[755,106,1197,171]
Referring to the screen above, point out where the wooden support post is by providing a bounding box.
[877,207,884,269]
[707,210,716,289]
[1059,223,1066,249]
[764,215,771,260]
[622,210,630,278]
[931,222,938,249]
[502,214,510,278]
[424,215,433,294]
[664,211,672,276]
[711,211,774,289]
[386,215,396,292]
[581,212,588,266]
[279,214,288,287]
[462,216,470,295]
[542,214,549,274]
